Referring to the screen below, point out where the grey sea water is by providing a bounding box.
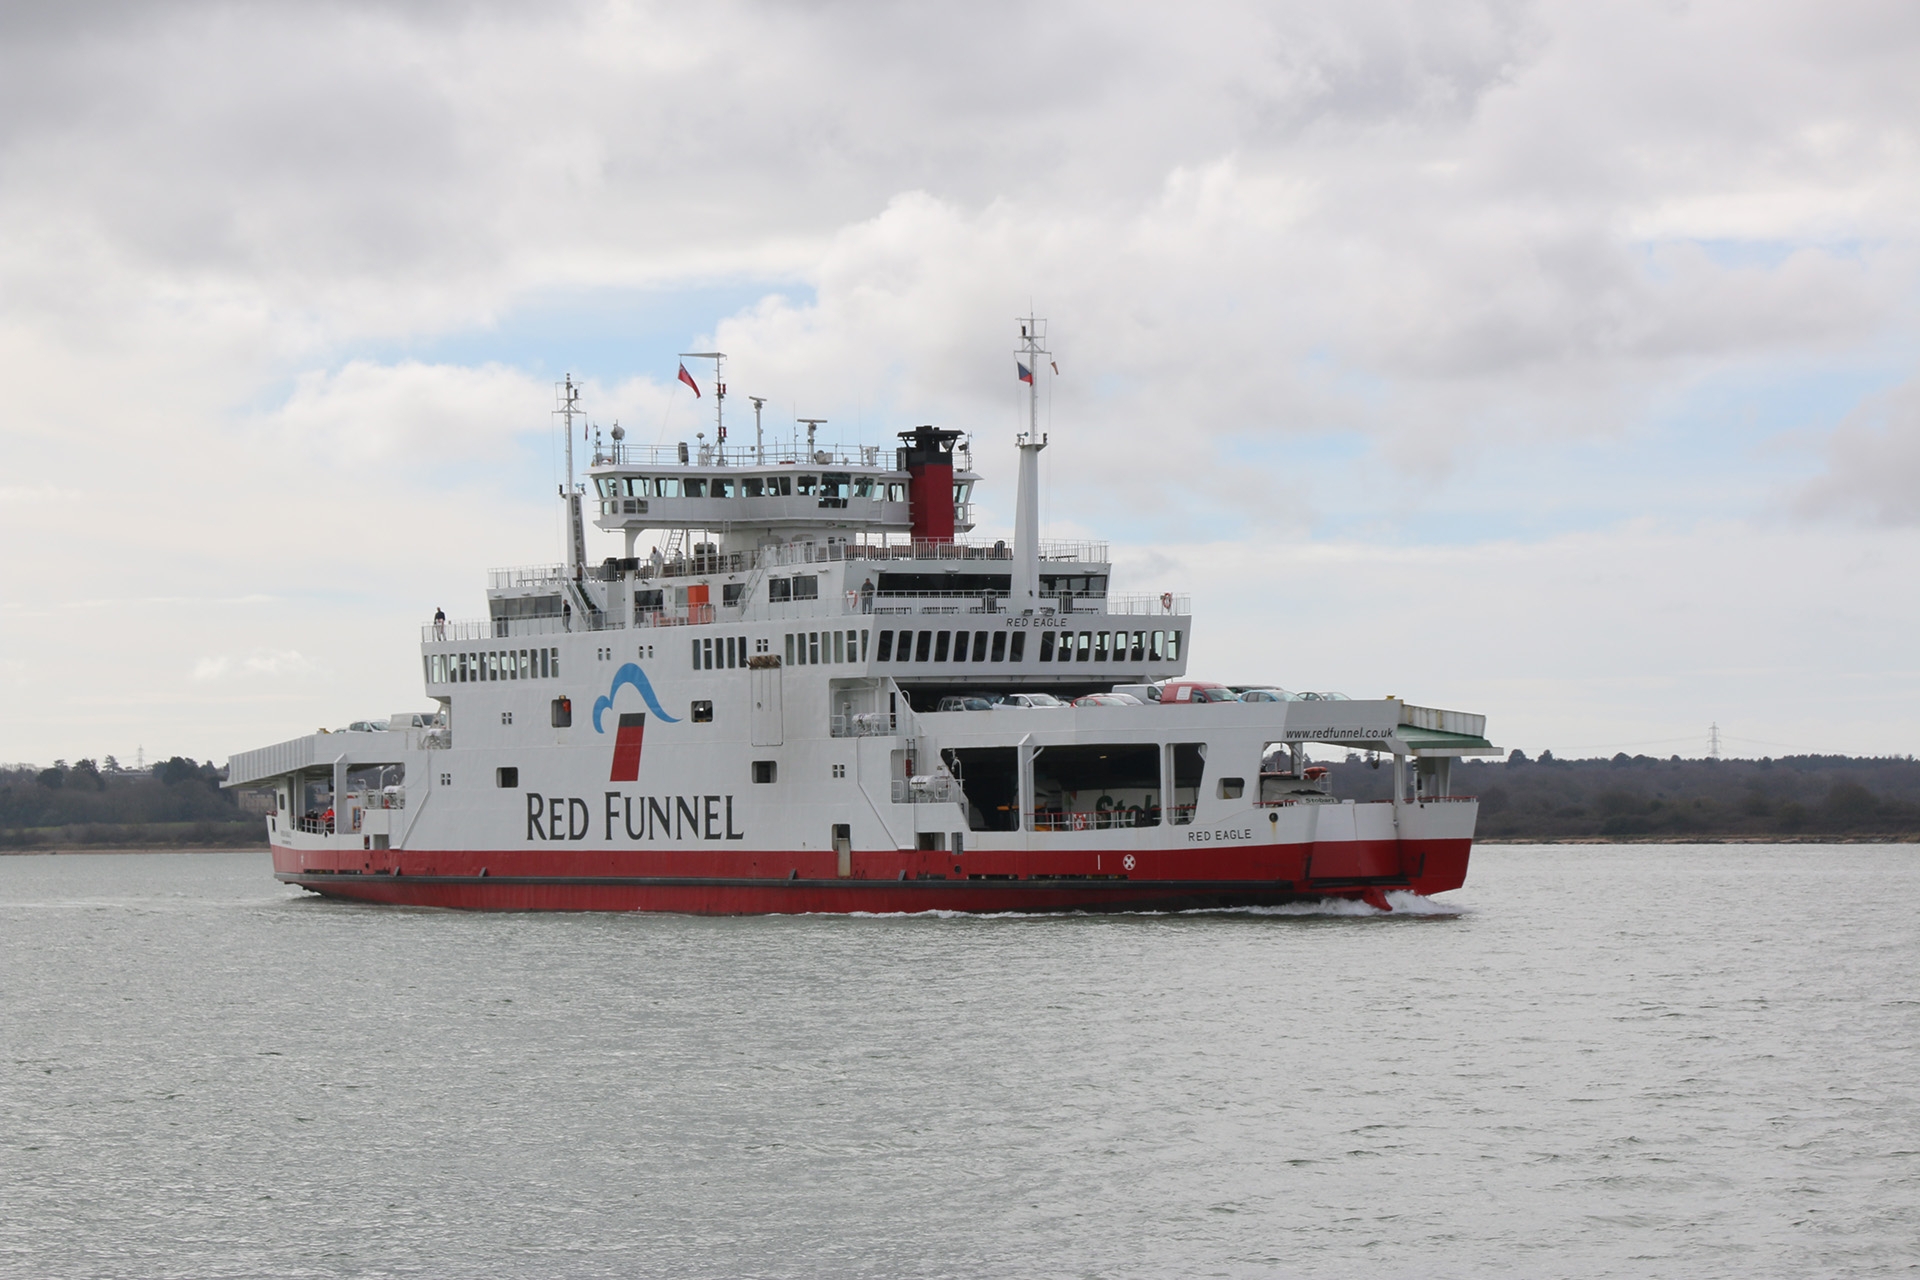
[1,846,1915,1279]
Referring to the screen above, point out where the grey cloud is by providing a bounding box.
[1797,379,1920,526]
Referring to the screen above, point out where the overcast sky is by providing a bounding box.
[2,0,1916,767]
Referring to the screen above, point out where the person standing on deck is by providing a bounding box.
[433,607,446,640]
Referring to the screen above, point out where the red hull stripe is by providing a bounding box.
[270,841,1470,914]
[609,712,645,782]
[274,872,1437,914]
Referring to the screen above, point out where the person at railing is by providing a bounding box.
[433,607,446,640]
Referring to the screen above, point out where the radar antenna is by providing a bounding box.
[749,396,767,464]
[799,418,828,461]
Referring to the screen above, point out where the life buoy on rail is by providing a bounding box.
[1161,592,1173,611]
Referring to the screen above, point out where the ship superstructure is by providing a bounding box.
[226,321,1495,912]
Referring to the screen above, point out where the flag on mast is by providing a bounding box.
[677,364,701,397]
[1017,363,1033,384]
[1051,360,1059,375]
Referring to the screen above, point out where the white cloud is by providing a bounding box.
[0,0,1917,762]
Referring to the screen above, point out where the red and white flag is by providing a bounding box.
[677,363,701,398]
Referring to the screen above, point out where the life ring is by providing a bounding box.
[1160,592,1173,611]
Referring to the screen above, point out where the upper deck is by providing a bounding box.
[587,439,979,537]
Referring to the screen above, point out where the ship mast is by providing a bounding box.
[1011,316,1049,614]
[680,351,726,462]
[556,374,587,578]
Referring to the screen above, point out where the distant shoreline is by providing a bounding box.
[2,845,269,856]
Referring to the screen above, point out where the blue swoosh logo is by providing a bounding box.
[593,663,681,732]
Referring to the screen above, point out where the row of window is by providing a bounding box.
[426,626,1179,687]
[428,647,559,685]
[786,629,868,666]
[597,474,922,502]
[874,627,1182,664]
[766,575,820,602]
[694,635,773,670]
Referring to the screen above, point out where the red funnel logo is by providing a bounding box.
[610,712,645,782]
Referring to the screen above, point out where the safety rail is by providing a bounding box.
[892,776,964,804]
[593,441,902,469]
[831,713,898,738]
[1028,808,1160,831]
[488,563,569,589]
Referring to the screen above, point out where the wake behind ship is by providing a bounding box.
[225,321,1496,912]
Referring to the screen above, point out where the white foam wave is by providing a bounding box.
[838,891,1464,921]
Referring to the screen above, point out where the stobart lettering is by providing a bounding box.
[523,793,746,842]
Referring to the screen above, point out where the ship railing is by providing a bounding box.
[1102,593,1191,616]
[1411,794,1477,803]
[427,616,575,642]
[831,713,898,738]
[632,605,718,628]
[645,537,1106,576]
[1028,807,1160,831]
[488,563,569,589]
[892,776,964,804]
[347,787,407,810]
[594,441,897,469]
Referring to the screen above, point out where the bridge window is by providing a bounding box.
[990,631,1007,662]
[934,631,951,662]
[743,477,764,496]
[1039,630,1055,662]
[656,477,681,498]
[711,477,735,498]
[877,630,894,661]
[1009,631,1027,662]
[791,575,819,600]
[915,630,933,662]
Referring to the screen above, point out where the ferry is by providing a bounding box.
[225,320,1495,913]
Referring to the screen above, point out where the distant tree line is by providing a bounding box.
[1324,751,1920,841]
[6,749,1918,850]
[0,757,258,849]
